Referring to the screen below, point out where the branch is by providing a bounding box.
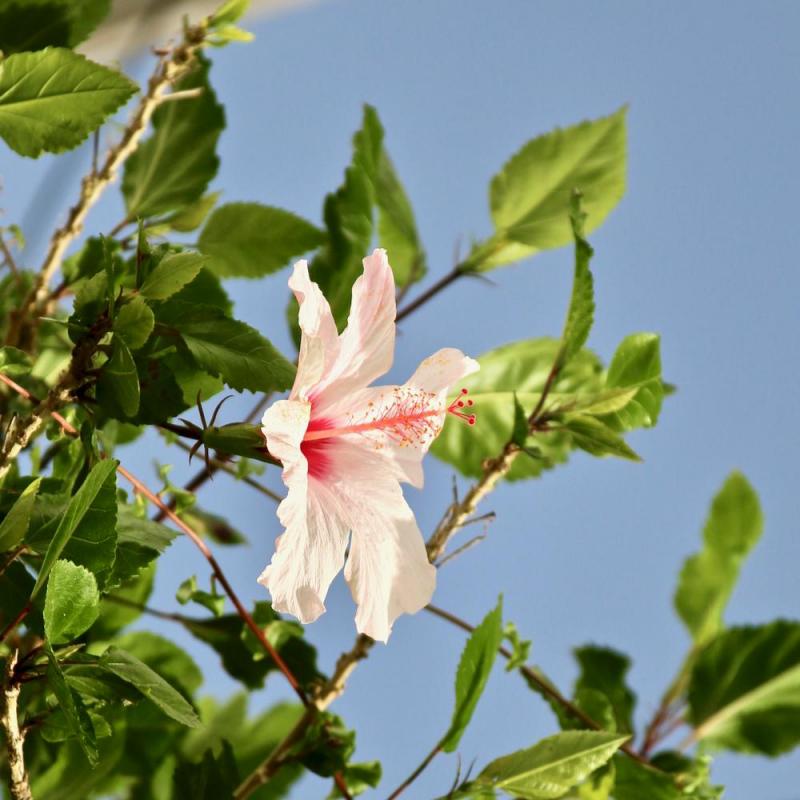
[0,314,107,480]
[0,234,22,286]
[4,22,209,348]
[0,372,74,482]
[396,265,462,323]
[1,652,33,800]
[385,741,442,800]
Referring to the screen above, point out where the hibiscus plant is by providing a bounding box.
[0,2,794,799]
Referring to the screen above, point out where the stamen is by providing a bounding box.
[301,386,477,448]
[446,388,477,426]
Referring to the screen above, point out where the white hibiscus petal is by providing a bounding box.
[343,482,436,643]
[258,478,351,623]
[259,399,350,623]
[315,249,396,410]
[289,260,341,400]
[407,347,480,396]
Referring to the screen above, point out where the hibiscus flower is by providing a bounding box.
[259,249,479,642]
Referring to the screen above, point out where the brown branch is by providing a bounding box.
[0,376,73,482]
[385,741,442,800]
[1,652,32,800]
[395,265,462,323]
[0,605,31,649]
[0,234,22,286]
[4,22,209,348]
[0,546,27,580]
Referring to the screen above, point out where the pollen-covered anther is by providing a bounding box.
[302,387,445,447]
[446,387,477,426]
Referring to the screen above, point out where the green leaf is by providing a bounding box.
[475,730,628,799]
[100,646,201,728]
[32,459,117,597]
[327,761,383,798]
[0,477,41,551]
[122,55,223,218]
[442,597,503,752]
[430,339,605,480]
[44,559,100,643]
[558,191,595,368]
[184,696,305,799]
[573,646,636,734]
[184,602,320,690]
[482,107,626,269]
[0,0,110,54]
[675,472,763,644]
[177,575,225,617]
[45,644,98,764]
[0,345,33,376]
[108,506,177,588]
[0,561,40,637]
[139,251,208,300]
[154,191,219,234]
[173,742,240,799]
[564,416,641,462]
[299,711,356,777]
[648,753,723,800]
[503,621,532,672]
[612,757,681,800]
[94,562,155,638]
[116,629,203,695]
[303,105,383,333]
[601,333,663,431]
[375,144,426,287]
[511,392,530,448]
[0,48,137,158]
[199,202,324,278]
[96,335,140,417]
[158,301,295,393]
[113,295,155,350]
[688,621,800,755]
[180,504,247,545]
[210,0,250,26]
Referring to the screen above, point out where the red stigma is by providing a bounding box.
[447,388,477,427]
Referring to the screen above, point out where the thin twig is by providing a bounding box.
[1,652,33,800]
[385,741,443,800]
[0,234,22,286]
[105,595,194,625]
[395,265,463,323]
[435,533,487,568]
[0,546,27,580]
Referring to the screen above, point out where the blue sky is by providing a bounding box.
[3,1,800,797]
